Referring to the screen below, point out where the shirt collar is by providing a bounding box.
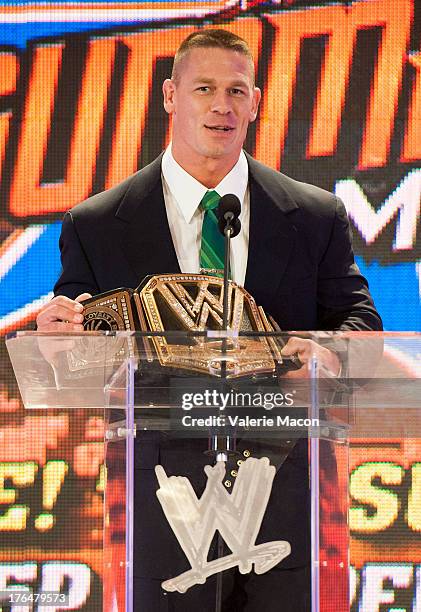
[162,144,248,224]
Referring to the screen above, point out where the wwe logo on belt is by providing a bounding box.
[157,278,229,330]
[155,276,233,331]
[155,457,291,593]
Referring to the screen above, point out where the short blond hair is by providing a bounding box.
[172,29,255,84]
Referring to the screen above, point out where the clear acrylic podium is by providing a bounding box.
[5,330,421,612]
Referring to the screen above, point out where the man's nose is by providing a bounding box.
[210,91,232,114]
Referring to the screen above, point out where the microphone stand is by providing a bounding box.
[222,220,232,335]
[213,214,236,612]
[211,212,235,462]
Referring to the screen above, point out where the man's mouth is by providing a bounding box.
[205,125,234,132]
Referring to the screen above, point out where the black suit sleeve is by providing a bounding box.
[53,212,100,299]
[316,197,382,331]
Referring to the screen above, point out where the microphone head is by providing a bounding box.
[217,214,241,238]
[217,194,241,220]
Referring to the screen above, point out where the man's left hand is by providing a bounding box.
[280,337,341,379]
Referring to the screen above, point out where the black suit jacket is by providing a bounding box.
[54,153,382,332]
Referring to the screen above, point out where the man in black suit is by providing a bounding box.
[36,29,381,611]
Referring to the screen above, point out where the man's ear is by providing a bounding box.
[249,86,261,122]
[163,79,176,114]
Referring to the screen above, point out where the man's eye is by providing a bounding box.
[196,86,210,92]
[231,88,245,95]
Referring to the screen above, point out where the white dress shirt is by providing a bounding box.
[161,145,250,287]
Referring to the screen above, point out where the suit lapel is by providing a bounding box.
[115,155,180,284]
[245,155,298,303]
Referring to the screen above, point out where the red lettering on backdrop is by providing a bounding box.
[5,1,416,217]
[0,53,19,178]
[9,39,116,217]
[255,0,412,170]
[402,51,421,162]
[356,0,412,169]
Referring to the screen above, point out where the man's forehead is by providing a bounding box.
[178,47,254,82]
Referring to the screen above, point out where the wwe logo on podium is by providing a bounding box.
[155,457,291,593]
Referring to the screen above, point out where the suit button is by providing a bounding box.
[224,480,232,488]
[243,449,250,458]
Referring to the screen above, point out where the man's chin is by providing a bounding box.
[199,143,238,161]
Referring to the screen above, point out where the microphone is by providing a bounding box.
[217,194,241,237]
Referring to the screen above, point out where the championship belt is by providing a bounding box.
[81,273,282,378]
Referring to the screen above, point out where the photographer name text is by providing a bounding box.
[181,415,319,428]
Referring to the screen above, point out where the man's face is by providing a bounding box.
[163,47,261,166]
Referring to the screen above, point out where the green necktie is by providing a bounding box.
[199,190,224,277]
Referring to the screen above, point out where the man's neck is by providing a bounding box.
[171,148,240,188]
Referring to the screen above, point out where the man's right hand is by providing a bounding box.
[36,293,92,332]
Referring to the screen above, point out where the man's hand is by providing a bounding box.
[36,293,92,332]
[36,293,92,366]
[280,337,341,379]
